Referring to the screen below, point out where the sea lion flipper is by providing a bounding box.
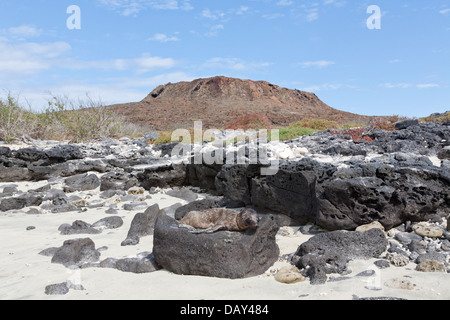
[179,224,199,233]
[202,225,226,234]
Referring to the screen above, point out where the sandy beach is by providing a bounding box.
[1,178,449,301]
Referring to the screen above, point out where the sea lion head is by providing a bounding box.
[239,208,259,230]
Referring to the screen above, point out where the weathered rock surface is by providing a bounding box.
[121,204,165,246]
[291,228,388,284]
[63,173,100,193]
[153,214,280,279]
[98,253,161,274]
[58,220,101,235]
[51,238,101,267]
[0,121,448,233]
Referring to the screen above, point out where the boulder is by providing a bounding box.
[274,266,306,284]
[165,187,198,202]
[0,197,27,211]
[99,253,161,274]
[0,165,30,182]
[137,164,187,189]
[412,222,443,238]
[415,260,446,272]
[45,144,83,162]
[14,147,47,163]
[121,204,166,246]
[215,162,319,224]
[153,214,280,279]
[251,163,318,224]
[44,283,69,295]
[317,164,449,231]
[92,216,124,229]
[58,220,101,235]
[174,198,221,220]
[394,119,419,130]
[63,173,100,193]
[0,146,11,157]
[291,228,388,284]
[51,238,101,267]
[100,170,138,191]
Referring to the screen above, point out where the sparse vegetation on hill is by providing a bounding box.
[420,111,450,123]
[1,92,447,145]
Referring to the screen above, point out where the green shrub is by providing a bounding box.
[276,126,316,141]
[293,118,340,131]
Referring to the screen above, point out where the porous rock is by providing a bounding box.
[153,214,280,279]
[63,173,100,193]
[274,266,306,284]
[174,198,221,220]
[415,260,446,272]
[215,162,318,224]
[51,238,100,267]
[412,222,443,238]
[121,204,165,246]
[45,282,69,295]
[99,253,161,274]
[58,220,101,235]
[291,228,388,284]
[386,252,409,267]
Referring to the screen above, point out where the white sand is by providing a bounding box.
[1,180,449,300]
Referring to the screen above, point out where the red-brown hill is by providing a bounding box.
[107,76,374,131]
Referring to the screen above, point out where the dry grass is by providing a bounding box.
[0,94,146,143]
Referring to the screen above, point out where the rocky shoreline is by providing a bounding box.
[0,120,449,299]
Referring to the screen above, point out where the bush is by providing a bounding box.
[420,112,450,123]
[330,128,373,142]
[293,118,340,131]
[341,122,365,130]
[0,94,146,143]
[276,125,316,141]
[0,95,38,143]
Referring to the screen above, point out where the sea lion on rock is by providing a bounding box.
[179,208,259,234]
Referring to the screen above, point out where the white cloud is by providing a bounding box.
[1,25,43,39]
[148,33,180,42]
[277,0,294,6]
[67,54,177,73]
[299,83,352,92]
[203,57,272,71]
[201,9,226,20]
[97,0,193,16]
[234,6,249,15]
[297,60,335,68]
[306,10,319,21]
[381,83,441,89]
[416,83,440,89]
[439,8,450,15]
[3,72,195,111]
[323,0,346,7]
[0,41,71,78]
[203,24,225,37]
[380,83,412,89]
[262,13,285,20]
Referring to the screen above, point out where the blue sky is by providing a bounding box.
[0,0,449,117]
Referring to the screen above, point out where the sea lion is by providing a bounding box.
[179,208,259,234]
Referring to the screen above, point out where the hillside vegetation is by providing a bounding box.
[1,94,447,145]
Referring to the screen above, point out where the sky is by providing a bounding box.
[0,0,449,118]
